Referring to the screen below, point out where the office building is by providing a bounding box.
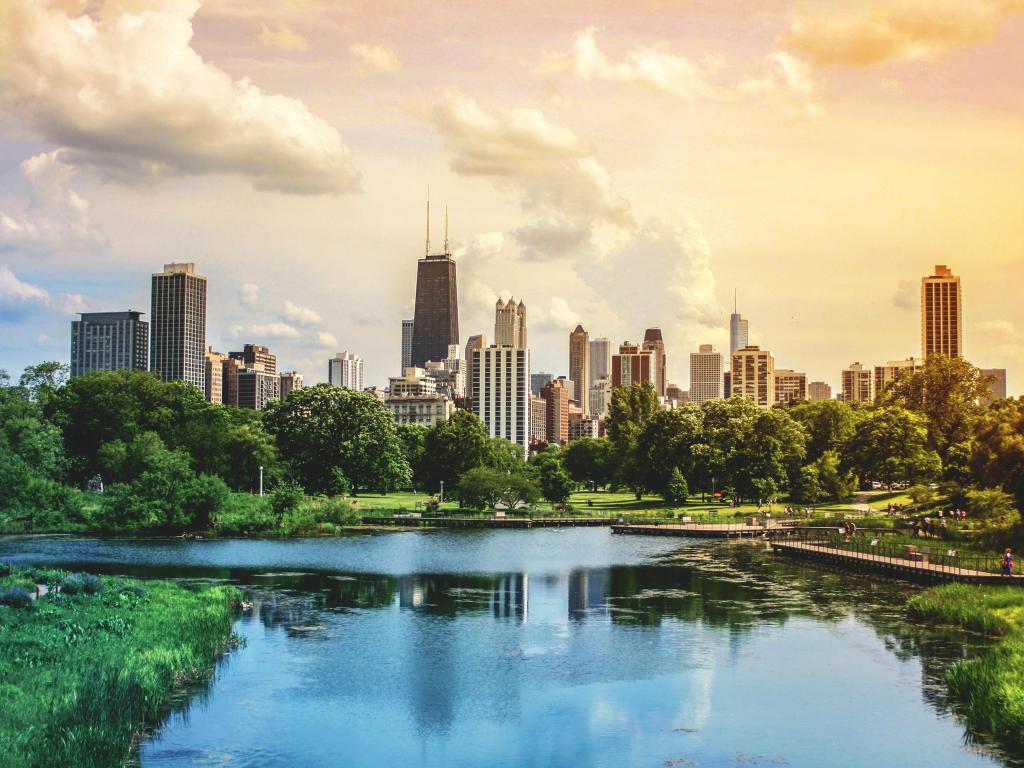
[611,342,654,389]
[204,347,225,403]
[410,220,459,366]
[665,384,689,407]
[568,415,600,441]
[729,293,749,355]
[221,357,241,406]
[530,395,548,446]
[279,371,303,400]
[589,375,612,419]
[401,319,414,372]
[541,377,571,446]
[841,362,874,404]
[642,328,667,397]
[807,381,832,401]
[981,368,1007,405]
[328,351,364,390]
[494,297,527,347]
[921,264,962,359]
[70,311,148,378]
[723,371,731,398]
[569,325,590,413]
[874,357,922,396]
[773,369,807,405]
[730,346,774,406]
[531,372,554,397]
[464,334,486,404]
[229,344,277,376]
[689,344,723,405]
[589,337,611,389]
[150,262,207,390]
[236,368,279,410]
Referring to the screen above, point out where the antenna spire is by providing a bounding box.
[425,189,431,256]
[444,205,449,254]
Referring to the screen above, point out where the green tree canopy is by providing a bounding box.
[842,406,941,488]
[970,397,1024,510]
[561,438,613,491]
[786,399,861,462]
[420,410,492,496]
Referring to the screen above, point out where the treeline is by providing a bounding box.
[1,355,1022,533]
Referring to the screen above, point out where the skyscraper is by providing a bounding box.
[70,311,148,377]
[328,351,364,390]
[689,344,723,404]
[921,264,962,359]
[204,347,224,403]
[150,262,207,390]
[611,342,654,389]
[410,208,459,367]
[531,371,554,396]
[589,337,611,389]
[230,344,277,375]
[729,292,748,355]
[472,297,531,457]
[541,377,570,445]
[494,297,527,347]
[464,333,486,405]
[642,328,667,397]
[807,381,832,401]
[772,369,807,405]
[569,324,589,414]
[841,362,874,404]
[589,375,612,419]
[401,319,414,372]
[730,345,774,406]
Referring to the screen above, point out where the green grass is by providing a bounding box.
[908,584,1024,754]
[0,566,241,768]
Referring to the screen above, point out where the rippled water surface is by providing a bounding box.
[0,530,1012,768]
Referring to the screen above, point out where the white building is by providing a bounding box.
[589,375,612,419]
[689,344,723,404]
[328,351,363,390]
[472,346,531,458]
[386,394,453,427]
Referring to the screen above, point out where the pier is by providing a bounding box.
[361,516,617,529]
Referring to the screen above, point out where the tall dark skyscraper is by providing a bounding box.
[151,262,207,391]
[410,205,459,367]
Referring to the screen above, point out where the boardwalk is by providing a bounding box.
[772,540,1024,585]
[611,521,806,539]
[362,516,616,529]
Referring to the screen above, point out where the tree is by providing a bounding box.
[18,361,69,403]
[263,385,410,495]
[663,468,689,504]
[497,471,541,511]
[813,450,856,502]
[971,397,1024,511]
[727,408,806,503]
[632,406,703,499]
[420,410,491,497]
[486,436,527,473]
[562,438,613,491]
[457,467,504,511]
[606,382,659,496]
[538,457,575,506]
[396,424,427,488]
[790,466,824,505]
[786,399,861,462]
[964,488,1018,525]
[843,406,941,488]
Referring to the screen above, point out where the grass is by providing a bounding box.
[908,584,1024,754]
[0,565,242,768]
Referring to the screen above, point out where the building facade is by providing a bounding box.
[772,369,807,405]
[279,371,303,400]
[410,249,459,367]
[921,264,962,359]
[642,328,667,397]
[807,381,832,401]
[531,372,554,397]
[236,368,279,410]
[464,334,486,405]
[874,357,922,396]
[541,377,570,446]
[204,347,224,403]
[589,337,611,391]
[328,351,364,390]
[730,346,774,406]
[569,324,590,414]
[589,375,612,419]
[841,362,874,404]
[471,346,531,457]
[70,311,148,378]
[150,262,207,391]
[611,342,654,389]
[689,343,723,404]
[386,395,453,427]
[729,300,749,355]
[401,319,414,372]
[494,297,527,347]
[529,395,548,446]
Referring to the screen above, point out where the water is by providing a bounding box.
[0,530,1012,768]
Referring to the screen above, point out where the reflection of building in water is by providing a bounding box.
[568,568,608,621]
[398,576,425,608]
[491,573,528,621]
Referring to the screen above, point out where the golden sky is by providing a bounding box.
[1,0,1022,393]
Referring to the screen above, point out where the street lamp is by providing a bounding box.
[439,480,444,505]
[259,465,264,497]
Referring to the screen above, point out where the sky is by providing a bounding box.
[1,0,1022,394]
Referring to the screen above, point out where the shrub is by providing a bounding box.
[60,573,104,595]
[270,481,305,520]
[0,586,33,609]
[116,584,149,600]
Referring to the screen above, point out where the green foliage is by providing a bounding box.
[0,566,240,768]
[0,586,33,609]
[537,456,575,505]
[396,424,427,487]
[420,410,492,496]
[18,361,69,403]
[457,466,540,512]
[270,481,305,520]
[790,465,824,505]
[843,406,941,487]
[634,407,703,499]
[964,488,1019,524]
[786,399,861,462]
[561,438,613,491]
[606,382,659,494]
[663,468,689,504]
[60,573,104,595]
[971,397,1024,511]
[907,484,937,507]
[264,384,410,494]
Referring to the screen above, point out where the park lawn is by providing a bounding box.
[0,566,242,768]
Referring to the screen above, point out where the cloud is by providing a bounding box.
[0,0,360,195]
[976,319,1017,340]
[512,215,591,261]
[736,52,825,120]
[349,43,402,74]
[0,151,102,254]
[892,279,917,310]
[455,232,506,263]
[258,22,309,52]
[545,296,581,330]
[239,283,260,309]
[315,330,338,348]
[0,264,88,321]
[783,0,1024,67]
[283,299,324,326]
[230,321,301,340]
[431,89,631,229]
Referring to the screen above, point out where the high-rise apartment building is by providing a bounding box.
[221,357,242,406]
[401,319,414,372]
[569,325,590,413]
[541,377,571,446]
[279,371,303,400]
[874,357,922,396]
[530,394,548,446]
[730,346,774,406]
[589,337,611,390]
[772,369,807,405]
[807,381,832,401]
[642,328,667,397]
[921,264,962,359]
[494,297,527,347]
[589,375,612,419]
[689,343,723,404]
[230,344,277,376]
[841,362,874,404]
[236,368,279,410]
[729,293,749,355]
[471,346,530,457]
[328,351,364,390]
[981,368,1007,406]
[464,334,486,405]
[70,311,148,378]
[611,342,654,389]
[204,347,224,403]
[410,229,459,366]
[150,262,207,390]
[531,372,554,397]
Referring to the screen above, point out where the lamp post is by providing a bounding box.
[439,480,444,505]
[259,465,264,497]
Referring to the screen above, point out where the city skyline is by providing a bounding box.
[1,1,1022,394]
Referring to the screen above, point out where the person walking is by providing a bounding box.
[1002,549,1014,577]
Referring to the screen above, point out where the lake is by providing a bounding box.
[0,529,1013,768]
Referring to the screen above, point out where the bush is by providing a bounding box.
[270,481,305,520]
[60,573,104,596]
[0,586,33,609]
[212,493,277,535]
[313,496,360,526]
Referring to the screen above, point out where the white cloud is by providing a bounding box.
[0,265,49,304]
[239,282,260,309]
[283,299,324,326]
[315,330,338,347]
[976,319,1017,340]
[0,264,89,320]
[513,215,591,261]
[784,0,1024,68]
[454,232,505,263]
[0,151,102,254]
[349,43,402,75]
[0,0,360,195]
[892,279,916,310]
[737,52,825,120]
[230,321,301,340]
[546,296,581,330]
[258,22,309,52]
